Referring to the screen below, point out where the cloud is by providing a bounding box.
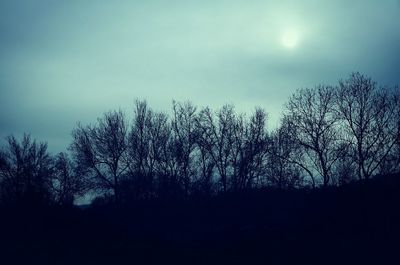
[1,0,400,152]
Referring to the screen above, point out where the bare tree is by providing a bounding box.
[147,111,171,197]
[244,108,269,188]
[127,100,154,198]
[196,105,236,192]
[284,85,342,186]
[230,113,247,190]
[0,134,53,204]
[193,139,215,195]
[194,111,216,195]
[266,125,304,189]
[52,152,86,205]
[336,73,400,180]
[126,100,175,199]
[231,108,269,190]
[171,101,198,195]
[70,110,128,203]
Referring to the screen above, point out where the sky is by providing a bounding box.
[1,0,400,153]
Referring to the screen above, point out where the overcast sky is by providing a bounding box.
[1,0,400,153]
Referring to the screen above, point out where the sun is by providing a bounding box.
[281,29,300,49]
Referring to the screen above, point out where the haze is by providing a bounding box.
[1,0,399,153]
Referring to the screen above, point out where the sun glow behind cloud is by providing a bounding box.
[281,29,301,49]
[1,0,400,152]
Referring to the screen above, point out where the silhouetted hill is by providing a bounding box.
[0,173,399,265]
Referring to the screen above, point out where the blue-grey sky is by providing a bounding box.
[1,0,400,153]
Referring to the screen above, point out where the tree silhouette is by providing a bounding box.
[171,101,198,195]
[70,110,129,203]
[231,108,269,190]
[196,105,237,192]
[337,73,400,180]
[284,85,343,186]
[52,152,86,205]
[0,134,53,205]
[127,100,156,199]
[1,72,399,205]
[267,124,303,188]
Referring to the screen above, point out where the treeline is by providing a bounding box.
[0,72,399,205]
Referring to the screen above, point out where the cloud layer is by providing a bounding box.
[1,0,399,152]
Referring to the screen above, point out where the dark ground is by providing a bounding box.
[1,174,399,265]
